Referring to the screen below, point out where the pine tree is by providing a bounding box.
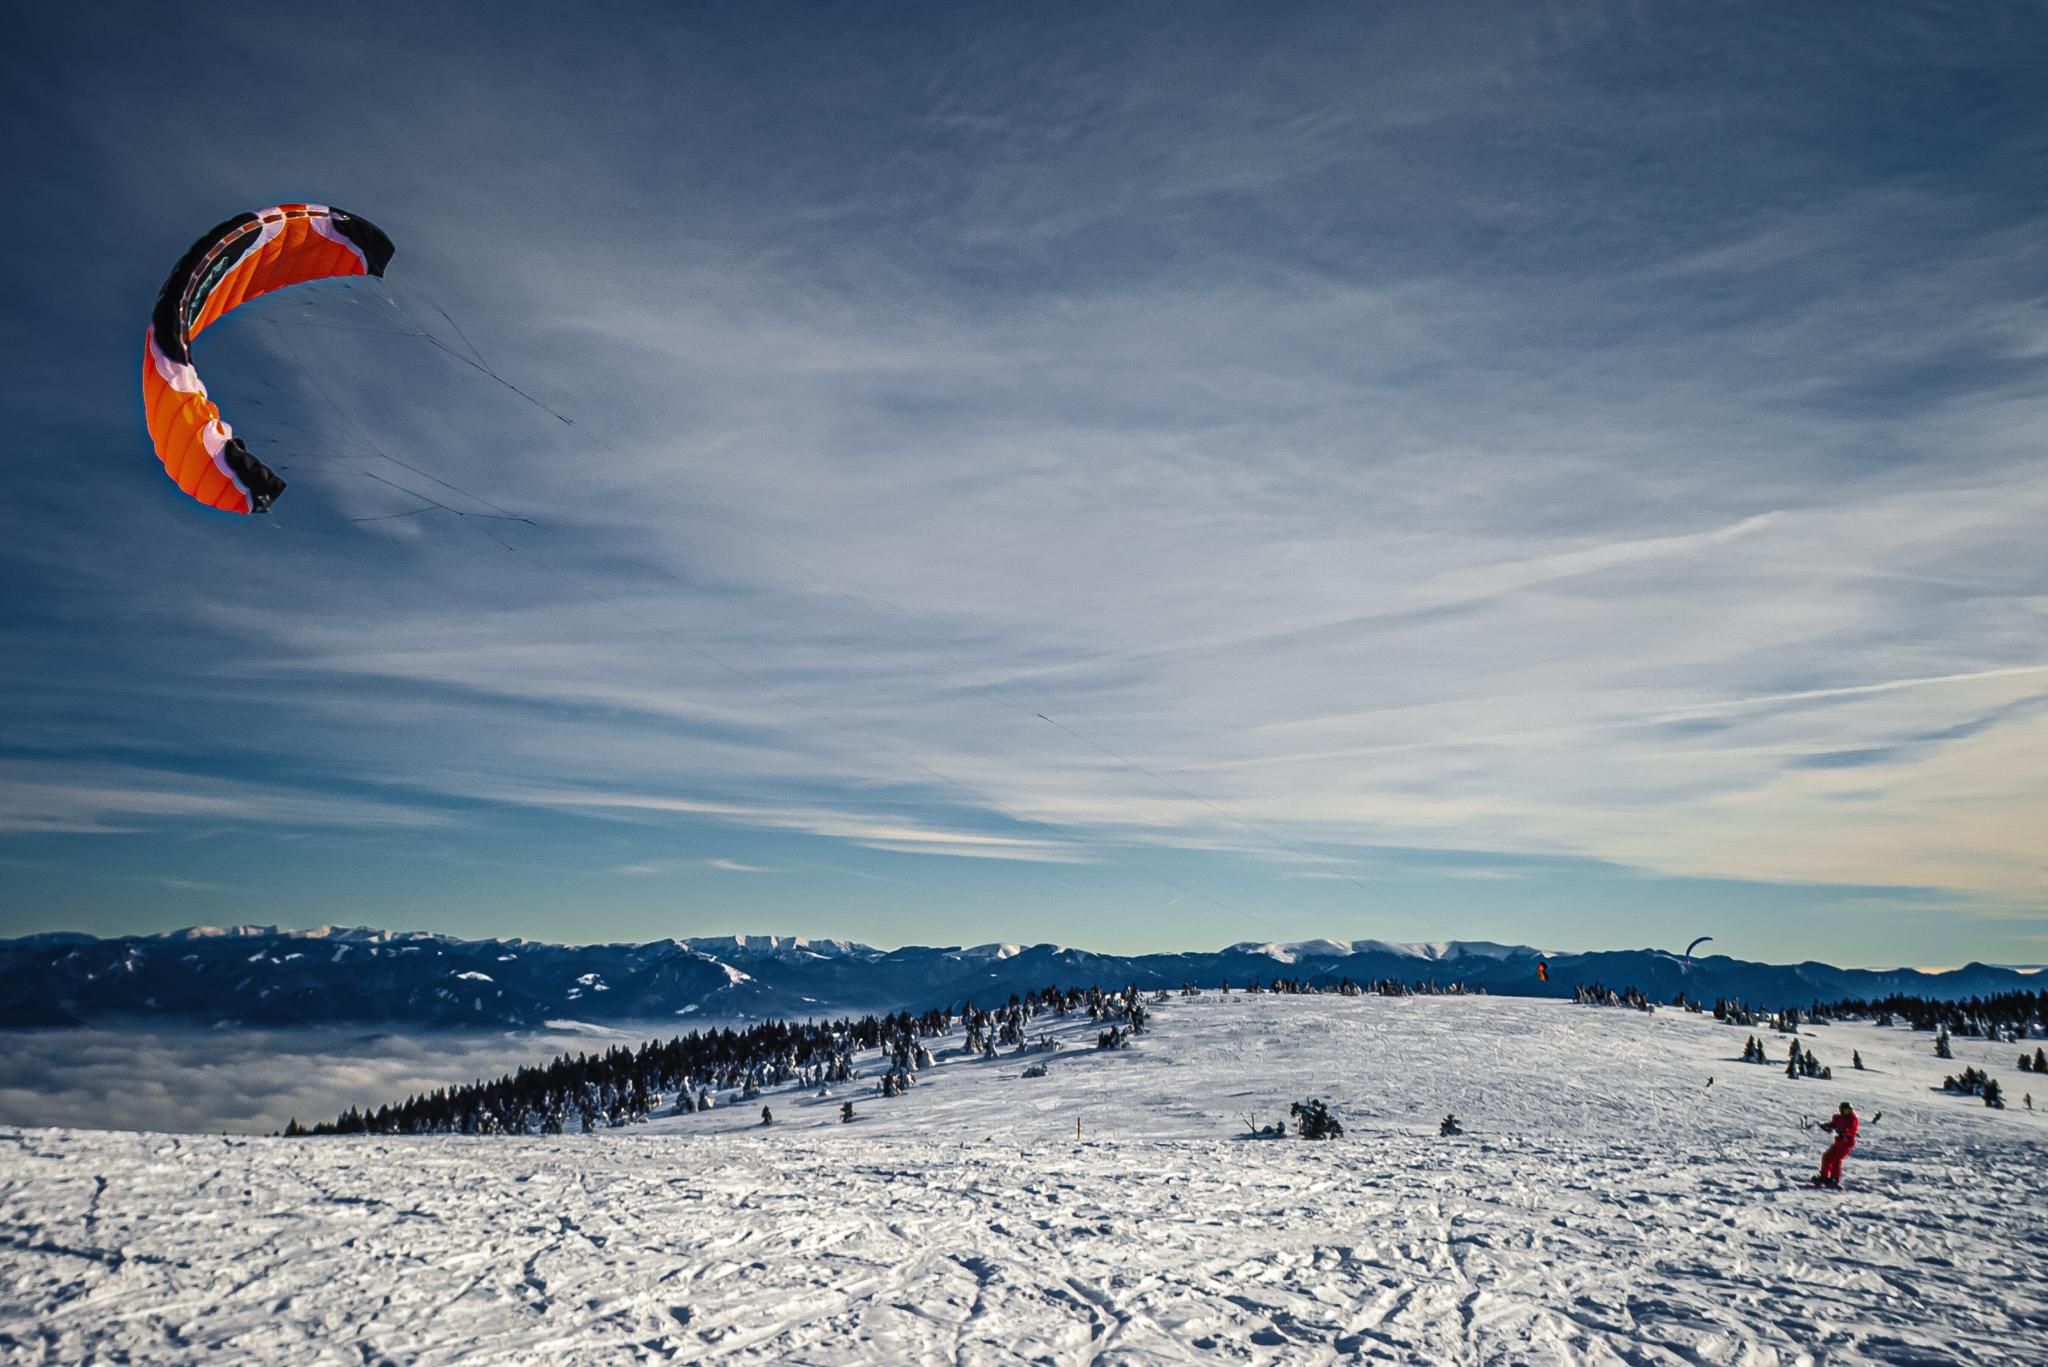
[1290,1098,1342,1139]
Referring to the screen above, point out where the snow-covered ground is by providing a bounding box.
[3,994,2043,1364]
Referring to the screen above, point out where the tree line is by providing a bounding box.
[286,984,1151,1137]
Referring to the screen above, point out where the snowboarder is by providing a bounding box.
[1811,1102,1858,1188]
[761,1105,773,1125]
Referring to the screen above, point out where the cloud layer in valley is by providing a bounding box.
[0,1025,639,1136]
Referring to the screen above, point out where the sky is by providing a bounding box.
[2,1,2045,967]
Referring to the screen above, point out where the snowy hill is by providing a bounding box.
[1,925,2040,1030]
[2,994,2042,1363]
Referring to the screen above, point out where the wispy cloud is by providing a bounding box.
[3,2,2046,962]
[0,760,449,836]
[506,788,1089,865]
[607,860,678,877]
[154,876,236,893]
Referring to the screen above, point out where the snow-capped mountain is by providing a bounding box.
[0,926,2036,1030]
[1226,938,1530,964]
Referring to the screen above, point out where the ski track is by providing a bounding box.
[2,996,2044,1364]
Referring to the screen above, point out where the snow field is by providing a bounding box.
[2,994,2043,1364]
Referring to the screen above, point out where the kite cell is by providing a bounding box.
[142,204,395,513]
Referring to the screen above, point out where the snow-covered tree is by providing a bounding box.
[1289,1098,1342,1140]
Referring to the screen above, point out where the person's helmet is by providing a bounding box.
[1839,1102,1854,1113]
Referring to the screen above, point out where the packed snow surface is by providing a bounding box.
[3,995,2044,1364]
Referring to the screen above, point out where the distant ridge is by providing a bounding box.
[0,925,2037,1029]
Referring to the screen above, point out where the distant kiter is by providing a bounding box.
[1810,1103,1858,1189]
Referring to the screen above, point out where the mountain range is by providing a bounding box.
[0,926,2038,1030]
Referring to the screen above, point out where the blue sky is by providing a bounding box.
[2,2,2045,965]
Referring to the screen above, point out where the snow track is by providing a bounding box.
[3,996,2044,1363]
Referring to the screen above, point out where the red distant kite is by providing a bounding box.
[1537,961,1549,982]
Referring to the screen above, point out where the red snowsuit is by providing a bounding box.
[1818,1111,1858,1182]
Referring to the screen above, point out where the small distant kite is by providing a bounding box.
[1653,935,1715,974]
[1537,961,1549,982]
[143,203,395,513]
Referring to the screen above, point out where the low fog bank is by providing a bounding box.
[0,1020,672,1135]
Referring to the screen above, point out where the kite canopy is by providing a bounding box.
[142,204,395,513]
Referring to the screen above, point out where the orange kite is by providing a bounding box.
[143,204,394,513]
